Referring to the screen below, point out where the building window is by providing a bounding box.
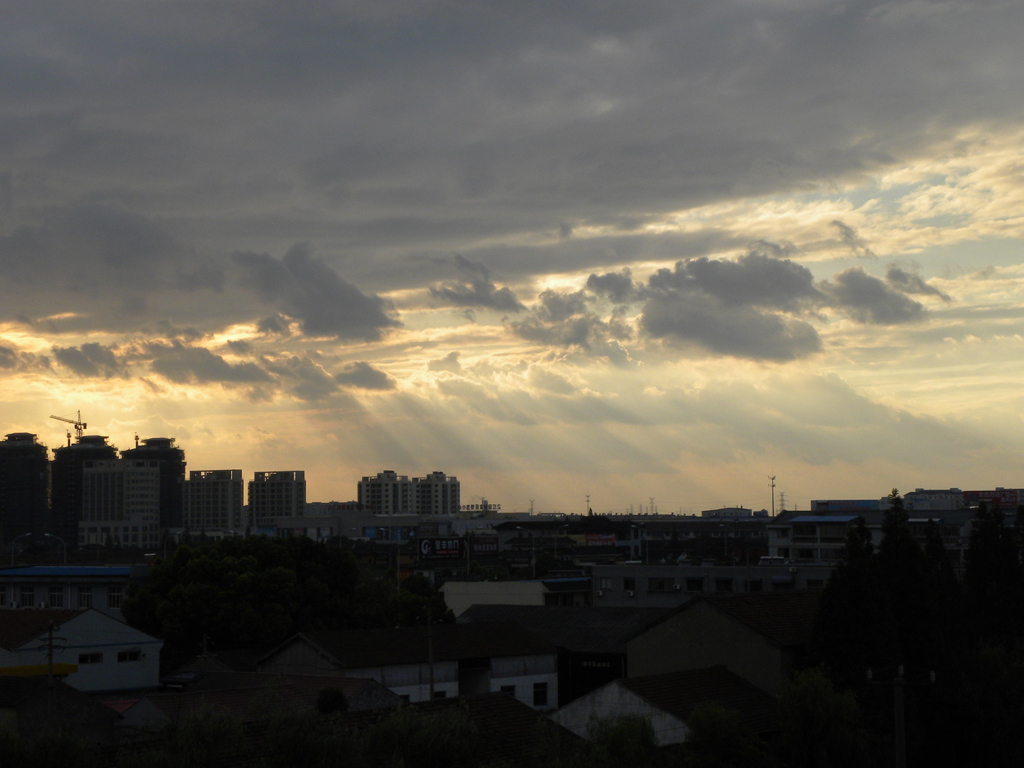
[533,682,548,707]
[500,685,516,697]
[19,586,34,608]
[685,577,704,593]
[746,579,763,592]
[598,577,612,590]
[622,577,636,591]
[79,653,103,664]
[117,650,141,662]
[108,586,124,609]
[48,587,63,608]
[797,549,815,560]
[433,690,447,699]
[78,588,93,609]
[714,578,733,593]
[0,586,6,607]
[648,577,674,592]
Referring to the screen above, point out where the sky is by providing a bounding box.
[3,1,1024,515]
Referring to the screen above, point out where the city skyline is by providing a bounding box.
[3,3,1024,513]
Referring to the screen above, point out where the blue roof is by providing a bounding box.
[0,566,132,577]
[788,515,860,524]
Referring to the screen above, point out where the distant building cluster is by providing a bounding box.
[357,470,460,516]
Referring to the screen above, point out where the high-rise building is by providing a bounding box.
[184,470,244,532]
[414,471,460,516]
[51,435,118,545]
[79,459,160,548]
[121,437,186,530]
[0,433,50,544]
[358,469,459,515]
[248,471,305,527]
[358,470,414,514]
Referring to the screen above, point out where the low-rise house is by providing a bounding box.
[115,672,401,738]
[625,590,820,695]
[257,622,558,710]
[458,605,671,706]
[441,577,592,616]
[0,676,119,744]
[0,608,162,692]
[550,666,779,746]
[0,565,149,619]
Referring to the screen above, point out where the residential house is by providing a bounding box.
[625,590,820,695]
[0,608,162,692]
[551,666,779,746]
[458,604,671,706]
[257,622,558,710]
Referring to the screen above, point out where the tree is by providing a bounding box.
[679,704,776,768]
[778,668,872,768]
[123,536,360,669]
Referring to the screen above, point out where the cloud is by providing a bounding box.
[146,342,273,385]
[266,355,340,402]
[429,255,525,312]
[586,268,639,304]
[831,220,877,259]
[823,267,926,324]
[233,243,399,340]
[641,293,822,361]
[646,252,822,312]
[508,289,633,362]
[52,343,125,378]
[335,361,397,390]
[886,266,951,301]
[427,351,462,373]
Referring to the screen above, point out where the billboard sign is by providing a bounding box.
[418,538,464,559]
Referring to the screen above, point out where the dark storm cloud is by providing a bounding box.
[586,269,639,304]
[831,220,877,259]
[146,342,272,385]
[646,253,822,312]
[264,355,340,402]
[52,342,125,378]
[0,342,46,371]
[335,361,397,391]
[508,289,632,363]
[641,293,822,362]
[0,204,183,292]
[232,244,399,340]
[823,268,926,324]
[886,266,951,301]
[429,255,525,312]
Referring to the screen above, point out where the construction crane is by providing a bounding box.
[50,411,87,445]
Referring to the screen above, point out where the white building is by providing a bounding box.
[184,469,244,532]
[248,471,305,527]
[0,608,162,692]
[79,459,160,547]
[358,469,460,515]
[259,623,558,710]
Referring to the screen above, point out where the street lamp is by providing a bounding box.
[44,534,67,565]
[10,533,33,566]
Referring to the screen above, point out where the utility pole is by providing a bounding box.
[769,475,776,517]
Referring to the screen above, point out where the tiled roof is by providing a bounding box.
[619,666,779,734]
[0,608,86,650]
[337,692,581,765]
[290,622,554,669]
[458,605,673,654]
[137,674,373,720]
[0,676,46,706]
[702,590,821,648]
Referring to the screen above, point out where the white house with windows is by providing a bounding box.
[0,565,147,619]
[0,608,162,692]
